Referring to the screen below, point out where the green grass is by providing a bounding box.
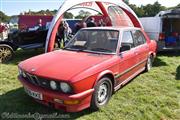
[0,50,180,120]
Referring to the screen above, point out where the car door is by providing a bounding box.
[115,30,138,86]
[132,30,149,70]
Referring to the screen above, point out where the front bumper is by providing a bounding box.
[18,76,94,112]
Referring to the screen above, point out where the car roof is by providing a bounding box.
[81,26,141,31]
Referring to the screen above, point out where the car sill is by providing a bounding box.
[114,67,145,91]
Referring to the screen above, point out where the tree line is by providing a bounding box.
[124,0,180,17]
[0,1,180,22]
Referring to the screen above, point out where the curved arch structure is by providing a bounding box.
[45,0,143,52]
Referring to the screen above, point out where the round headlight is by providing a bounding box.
[50,81,57,90]
[60,82,71,93]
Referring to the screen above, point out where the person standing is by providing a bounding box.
[57,20,72,47]
[38,19,42,27]
[0,23,6,41]
[57,21,65,47]
[64,21,72,40]
[86,17,96,27]
[75,21,87,33]
[36,18,43,30]
[98,19,106,27]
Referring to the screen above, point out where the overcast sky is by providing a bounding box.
[0,0,179,16]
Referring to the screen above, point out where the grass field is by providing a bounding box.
[0,49,180,120]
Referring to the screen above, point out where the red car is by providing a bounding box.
[18,27,157,112]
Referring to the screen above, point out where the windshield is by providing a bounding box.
[65,29,119,53]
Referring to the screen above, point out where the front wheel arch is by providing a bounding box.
[0,41,18,51]
[93,71,115,92]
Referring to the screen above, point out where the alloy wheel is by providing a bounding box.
[0,45,13,63]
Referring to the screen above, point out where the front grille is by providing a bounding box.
[26,73,40,86]
[23,72,51,90]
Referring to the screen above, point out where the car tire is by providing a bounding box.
[145,55,153,72]
[0,44,14,63]
[90,77,112,110]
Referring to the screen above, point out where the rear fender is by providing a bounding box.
[149,40,157,57]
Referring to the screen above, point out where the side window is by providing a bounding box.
[120,31,134,52]
[132,30,146,46]
[122,31,134,45]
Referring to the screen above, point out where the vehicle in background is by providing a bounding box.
[140,9,180,51]
[16,15,53,31]
[0,15,81,63]
[0,29,49,63]
[18,27,157,112]
[0,15,53,63]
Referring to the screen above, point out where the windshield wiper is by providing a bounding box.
[64,45,87,52]
[90,48,113,53]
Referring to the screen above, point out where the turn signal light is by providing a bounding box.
[54,99,80,105]
[63,100,80,105]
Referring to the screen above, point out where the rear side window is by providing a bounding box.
[122,31,134,46]
[120,31,134,52]
[132,30,146,46]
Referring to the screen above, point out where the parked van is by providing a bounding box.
[140,9,180,51]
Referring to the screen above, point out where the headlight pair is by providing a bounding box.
[50,81,72,93]
[18,67,72,94]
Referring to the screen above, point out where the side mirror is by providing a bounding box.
[120,44,131,52]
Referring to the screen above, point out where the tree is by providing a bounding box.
[24,9,56,16]
[169,3,180,9]
[51,9,58,15]
[0,11,10,22]
[129,4,145,17]
[142,1,166,17]
[124,0,130,5]
[177,4,180,8]
[75,10,91,19]
[126,1,167,17]
[64,12,74,19]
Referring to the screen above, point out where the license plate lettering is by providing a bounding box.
[24,88,43,100]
